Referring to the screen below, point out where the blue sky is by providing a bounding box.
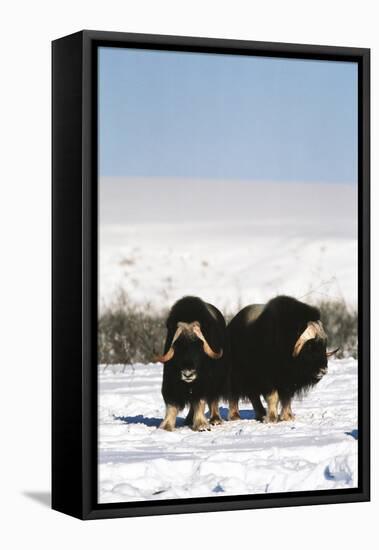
[99,47,357,184]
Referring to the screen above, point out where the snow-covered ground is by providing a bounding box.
[98,358,358,503]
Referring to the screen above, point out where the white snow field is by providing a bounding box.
[99,221,357,313]
[98,358,358,503]
[99,178,358,311]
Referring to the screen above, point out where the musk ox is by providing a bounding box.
[157,296,228,431]
[227,295,338,423]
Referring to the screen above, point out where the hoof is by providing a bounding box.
[159,422,174,431]
[209,416,223,425]
[279,412,295,422]
[228,413,241,421]
[192,421,211,432]
[263,414,278,424]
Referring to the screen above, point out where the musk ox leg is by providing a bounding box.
[249,394,266,422]
[208,399,223,425]
[228,399,241,421]
[279,396,295,421]
[263,390,279,423]
[160,404,179,431]
[192,400,210,431]
[185,404,194,426]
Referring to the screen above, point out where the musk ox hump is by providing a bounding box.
[205,302,220,322]
[246,304,265,324]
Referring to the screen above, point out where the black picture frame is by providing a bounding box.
[52,30,370,520]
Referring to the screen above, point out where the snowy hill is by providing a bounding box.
[98,358,358,503]
[99,221,357,312]
[99,178,357,312]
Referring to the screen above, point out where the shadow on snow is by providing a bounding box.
[115,406,259,428]
[218,406,258,421]
[345,429,358,440]
[114,414,186,428]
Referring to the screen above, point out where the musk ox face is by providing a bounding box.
[294,338,328,385]
[292,319,337,386]
[157,320,223,384]
[171,335,204,383]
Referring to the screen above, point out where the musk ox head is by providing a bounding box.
[292,320,338,385]
[156,321,223,383]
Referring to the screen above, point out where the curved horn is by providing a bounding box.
[326,347,340,357]
[192,324,223,360]
[154,347,175,363]
[292,320,326,358]
[155,324,183,363]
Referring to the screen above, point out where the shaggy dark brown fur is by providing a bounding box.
[160,296,229,431]
[227,296,330,423]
